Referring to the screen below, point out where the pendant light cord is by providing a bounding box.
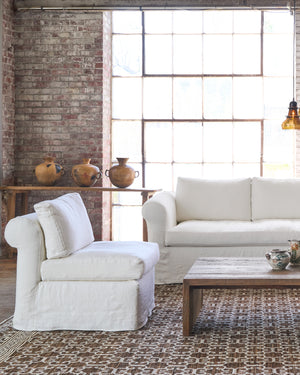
[293,0,296,101]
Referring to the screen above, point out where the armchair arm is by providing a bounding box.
[5,213,46,319]
[142,191,177,247]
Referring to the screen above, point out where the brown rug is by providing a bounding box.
[1,285,300,374]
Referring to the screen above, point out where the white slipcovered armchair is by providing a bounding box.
[5,193,159,331]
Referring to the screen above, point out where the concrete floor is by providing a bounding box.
[0,257,16,322]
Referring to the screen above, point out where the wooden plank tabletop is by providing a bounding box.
[184,257,300,287]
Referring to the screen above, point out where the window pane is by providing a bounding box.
[143,78,172,119]
[112,11,142,34]
[264,11,293,34]
[112,121,141,162]
[233,77,263,119]
[112,206,142,241]
[173,35,202,74]
[264,77,292,120]
[173,11,202,34]
[174,122,202,162]
[233,163,260,177]
[233,35,260,74]
[145,163,172,191]
[203,35,232,74]
[112,190,142,206]
[112,78,142,119]
[174,164,203,188]
[173,78,202,119]
[264,120,294,163]
[113,35,142,76]
[145,35,172,74]
[203,78,232,119]
[264,35,293,76]
[233,10,261,33]
[203,122,233,162]
[145,122,172,162]
[144,11,173,33]
[203,163,233,178]
[233,122,261,162]
[263,163,294,178]
[203,11,233,33]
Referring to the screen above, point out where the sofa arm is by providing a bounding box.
[142,191,176,247]
[5,213,46,318]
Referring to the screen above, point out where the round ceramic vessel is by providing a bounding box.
[265,249,291,271]
[105,158,139,188]
[34,157,64,186]
[71,158,101,187]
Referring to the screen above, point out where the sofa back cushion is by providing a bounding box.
[175,177,251,222]
[252,177,300,220]
[34,192,94,259]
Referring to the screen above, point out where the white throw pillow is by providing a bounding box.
[252,177,300,220]
[175,177,251,222]
[34,193,94,259]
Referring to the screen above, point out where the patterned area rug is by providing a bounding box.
[1,285,300,374]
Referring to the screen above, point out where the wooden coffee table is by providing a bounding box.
[183,257,300,336]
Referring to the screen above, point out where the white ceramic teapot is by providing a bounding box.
[265,249,291,271]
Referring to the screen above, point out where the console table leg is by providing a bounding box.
[141,191,155,242]
[20,192,29,215]
[6,192,17,258]
[6,191,16,221]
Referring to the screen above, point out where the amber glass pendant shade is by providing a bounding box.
[281,101,300,130]
[282,0,299,130]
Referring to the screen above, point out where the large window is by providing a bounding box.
[112,10,294,240]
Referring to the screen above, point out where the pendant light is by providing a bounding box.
[282,0,300,129]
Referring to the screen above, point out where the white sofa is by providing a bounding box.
[142,177,300,284]
[5,193,159,331]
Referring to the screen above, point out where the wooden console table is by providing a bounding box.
[0,186,161,256]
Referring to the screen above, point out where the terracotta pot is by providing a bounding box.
[105,158,139,188]
[72,158,101,187]
[34,157,64,186]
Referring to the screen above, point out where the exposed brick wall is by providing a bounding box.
[2,0,15,185]
[13,10,111,240]
[1,0,15,256]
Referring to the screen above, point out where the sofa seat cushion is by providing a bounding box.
[41,241,160,281]
[165,220,300,247]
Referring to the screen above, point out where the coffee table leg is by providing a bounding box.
[183,282,203,336]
